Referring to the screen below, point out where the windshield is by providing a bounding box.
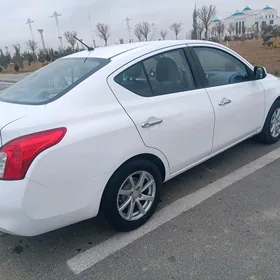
[0,57,110,105]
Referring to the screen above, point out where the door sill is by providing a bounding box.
[168,132,258,180]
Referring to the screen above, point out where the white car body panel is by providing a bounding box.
[0,69,169,235]
[0,40,280,236]
[205,81,265,152]
[260,73,280,117]
[107,45,215,174]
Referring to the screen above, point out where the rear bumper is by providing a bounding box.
[0,170,111,236]
[0,180,29,235]
[0,176,105,236]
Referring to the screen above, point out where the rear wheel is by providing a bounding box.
[257,100,280,144]
[101,160,162,232]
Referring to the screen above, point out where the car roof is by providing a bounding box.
[64,40,220,60]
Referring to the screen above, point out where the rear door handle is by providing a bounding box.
[141,118,163,128]
[218,97,232,106]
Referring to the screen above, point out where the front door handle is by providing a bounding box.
[218,97,232,106]
[141,118,163,128]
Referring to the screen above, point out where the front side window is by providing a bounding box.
[193,47,250,87]
[114,49,196,97]
[0,57,110,105]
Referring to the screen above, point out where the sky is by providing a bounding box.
[0,0,280,52]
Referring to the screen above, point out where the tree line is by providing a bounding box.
[1,4,280,73]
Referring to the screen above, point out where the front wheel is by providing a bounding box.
[101,160,162,232]
[258,100,280,144]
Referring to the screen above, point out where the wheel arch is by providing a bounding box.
[275,96,280,102]
[98,153,167,214]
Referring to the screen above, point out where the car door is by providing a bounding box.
[190,44,266,153]
[108,47,215,175]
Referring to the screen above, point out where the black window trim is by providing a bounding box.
[183,47,204,89]
[114,47,199,98]
[188,45,255,88]
[141,61,154,97]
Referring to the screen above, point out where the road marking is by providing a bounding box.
[67,146,280,275]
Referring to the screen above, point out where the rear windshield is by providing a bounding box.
[0,57,110,105]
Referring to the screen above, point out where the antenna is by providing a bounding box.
[50,11,63,49]
[73,36,94,51]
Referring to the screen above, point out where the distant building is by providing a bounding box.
[209,5,280,39]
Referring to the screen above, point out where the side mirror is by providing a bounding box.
[254,66,267,80]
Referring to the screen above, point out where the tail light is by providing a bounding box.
[0,128,67,180]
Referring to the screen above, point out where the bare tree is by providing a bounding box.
[197,5,217,39]
[216,22,225,41]
[276,25,280,37]
[228,23,236,37]
[134,25,143,41]
[64,31,78,50]
[25,40,38,60]
[261,21,267,32]
[251,24,259,39]
[135,22,151,41]
[95,23,110,46]
[211,26,216,38]
[191,6,198,39]
[13,43,23,69]
[159,29,168,40]
[170,23,182,39]
[197,22,204,39]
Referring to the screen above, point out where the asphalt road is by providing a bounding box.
[1,81,280,280]
[0,82,13,91]
[0,73,29,83]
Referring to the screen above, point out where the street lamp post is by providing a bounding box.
[26,18,35,40]
[125,17,132,43]
[37,29,46,51]
[50,11,63,49]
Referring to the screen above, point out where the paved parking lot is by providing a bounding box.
[1,81,280,279]
[0,82,13,91]
[0,73,29,83]
[0,138,280,280]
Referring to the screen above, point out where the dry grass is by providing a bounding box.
[1,61,45,74]
[1,39,280,76]
[222,39,280,76]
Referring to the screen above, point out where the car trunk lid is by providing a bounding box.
[0,101,42,146]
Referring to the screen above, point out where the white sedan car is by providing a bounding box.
[0,40,280,236]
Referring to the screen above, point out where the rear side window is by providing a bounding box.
[114,63,153,97]
[114,48,196,97]
[0,57,110,105]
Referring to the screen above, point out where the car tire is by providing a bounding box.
[257,100,280,144]
[101,159,162,232]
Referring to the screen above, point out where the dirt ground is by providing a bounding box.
[223,39,280,76]
[1,39,280,76]
[1,61,43,74]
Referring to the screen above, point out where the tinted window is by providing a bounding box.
[0,57,110,105]
[115,49,196,97]
[114,63,153,97]
[143,49,195,96]
[193,47,249,87]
